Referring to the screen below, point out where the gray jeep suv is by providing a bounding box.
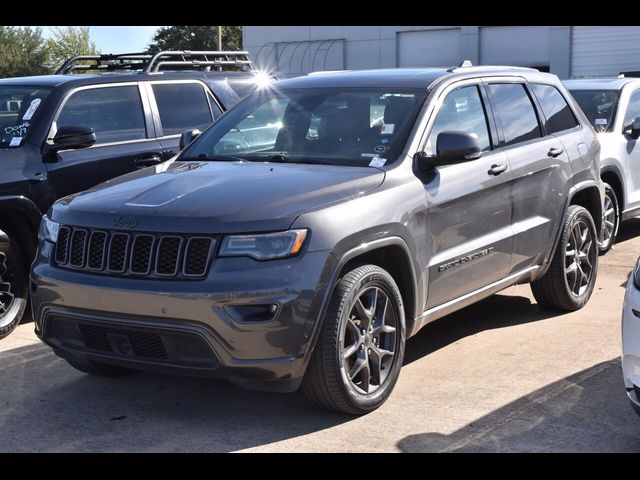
[31,65,603,414]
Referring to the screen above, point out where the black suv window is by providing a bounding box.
[0,86,51,148]
[623,90,640,132]
[425,85,491,156]
[152,83,214,136]
[487,83,542,147]
[57,85,146,144]
[530,84,579,134]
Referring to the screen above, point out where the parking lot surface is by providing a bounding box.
[3,221,640,452]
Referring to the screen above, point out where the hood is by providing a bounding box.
[51,160,385,233]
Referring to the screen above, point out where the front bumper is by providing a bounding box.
[31,242,336,392]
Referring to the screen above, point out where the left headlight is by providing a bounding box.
[633,256,640,290]
[219,229,307,260]
[38,216,60,243]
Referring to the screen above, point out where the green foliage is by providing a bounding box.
[0,27,50,78]
[46,26,99,72]
[148,26,242,52]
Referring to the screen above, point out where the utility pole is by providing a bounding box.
[217,26,222,51]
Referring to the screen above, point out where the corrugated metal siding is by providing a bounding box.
[572,26,640,77]
[480,26,550,67]
[397,28,461,67]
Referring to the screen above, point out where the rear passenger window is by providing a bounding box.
[57,86,146,144]
[530,84,579,134]
[152,83,214,136]
[425,85,491,156]
[623,90,640,131]
[487,83,542,147]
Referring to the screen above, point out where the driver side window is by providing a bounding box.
[623,90,640,132]
[425,85,491,156]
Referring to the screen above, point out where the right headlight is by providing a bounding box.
[38,215,60,243]
[218,229,308,260]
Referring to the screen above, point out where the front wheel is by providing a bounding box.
[598,183,619,255]
[531,205,598,311]
[302,264,405,415]
[0,239,28,339]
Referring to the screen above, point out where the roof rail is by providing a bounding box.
[447,63,539,74]
[56,50,254,75]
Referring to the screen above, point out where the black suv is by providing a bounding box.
[0,51,272,337]
[32,65,603,414]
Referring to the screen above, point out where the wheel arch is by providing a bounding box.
[600,165,625,211]
[0,196,43,263]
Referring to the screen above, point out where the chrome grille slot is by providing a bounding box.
[108,233,130,273]
[156,236,182,276]
[130,234,155,275]
[69,229,88,268]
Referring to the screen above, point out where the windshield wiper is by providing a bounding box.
[179,154,247,162]
[263,154,338,166]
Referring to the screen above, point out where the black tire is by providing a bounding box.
[302,264,405,415]
[598,182,619,255]
[531,205,598,311]
[0,238,28,339]
[66,359,135,377]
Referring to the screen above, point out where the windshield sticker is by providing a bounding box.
[21,98,41,121]
[5,122,29,136]
[361,153,376,158]
[9,137,22,147]
[381,124,395,135]
[595,118,608,125]
[369,156,387,168]
[374,145,387,154]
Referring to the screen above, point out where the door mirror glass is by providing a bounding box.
[631,116,640,139]
[179,129,202,150]
[51,125,96,151]
[436,131,482,164]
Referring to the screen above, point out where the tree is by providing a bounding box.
[0,27,50,78]
[148,26,242,52]
[46,26,99,72]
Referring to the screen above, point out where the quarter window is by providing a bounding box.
[487,83,542,147]
[152,83,215,136]
[57,85,146,144]
[530,84,579,134]
[623,90,640,132]
[425,85,491,156]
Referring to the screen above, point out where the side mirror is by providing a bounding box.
[631,117,640,140]
[50,126,96,152]
[436,131,482,164]
[179,129,202,150]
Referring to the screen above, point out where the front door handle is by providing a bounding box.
[548,147,564,158]
[135,155,162,169]
[488,164,508,176]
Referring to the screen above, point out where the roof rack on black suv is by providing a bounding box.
[55,50,254,75]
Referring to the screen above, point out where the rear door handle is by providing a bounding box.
[488,164,508,176]
[548,147,564,158]
[134,155,162,169]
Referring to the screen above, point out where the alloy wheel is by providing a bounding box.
[601,193,616,247]
[341,285,398,394]
[565,219,596,296]
[0,251,15,320]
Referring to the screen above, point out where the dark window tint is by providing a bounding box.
[624,90,640,132]
[530,84,579,134]
[487,83,542,147]
[57,86,146,144]
[568,89,619,133]
[152,83,213,136]
[425,85,491,155]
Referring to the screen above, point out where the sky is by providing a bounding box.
[40,26,161,53]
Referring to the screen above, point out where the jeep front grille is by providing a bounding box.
[54,226,216,279]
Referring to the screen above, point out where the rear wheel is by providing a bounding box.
[66,359,135,377]
[531,205,598,311]
[302,264,405,415]
[0,239,28,339]
[598,183,619,255]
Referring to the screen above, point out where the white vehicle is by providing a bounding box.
[622,257,640,415]
[565,78,640,254]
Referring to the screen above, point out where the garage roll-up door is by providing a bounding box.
[572,26,640,78]
[397,28,461,68]
[480,26,550,68]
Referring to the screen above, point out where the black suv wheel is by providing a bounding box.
[531,205,598,311]
[302,264,405,415]
[0,238,28,339]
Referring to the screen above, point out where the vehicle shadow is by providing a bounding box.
[616,217,640,245]
[397,358,640,452]
[404,293,563,365]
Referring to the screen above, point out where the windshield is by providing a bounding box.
[181,86,427,167]
[568,89,620,133]
[0,86,51,148]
